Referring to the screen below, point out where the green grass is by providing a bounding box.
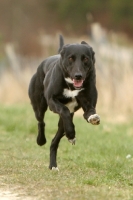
[0,104,133,200]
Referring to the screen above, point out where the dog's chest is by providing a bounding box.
[65,98,78,113]
[63,88,83,113]
[63,88,83,98]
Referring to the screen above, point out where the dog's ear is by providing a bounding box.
[60,44,70,56]
[81,41,88,45]
[60,49,64,56]
[58,35,64,53]
[91,49,95,65]
[81,41,95,65]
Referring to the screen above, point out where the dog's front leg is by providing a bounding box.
[78,91,100,125]
[83,105,100,125]
[48,97,76,141]
[82,103,100,125]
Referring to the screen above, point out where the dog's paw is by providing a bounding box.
[52,167,59,171]
[68,138,76,145]
[88,114,100,125]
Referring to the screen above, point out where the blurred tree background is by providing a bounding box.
[0,0,133,56]
[0,0,133,117]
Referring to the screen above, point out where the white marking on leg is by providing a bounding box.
[68,138,76,145]
[65,98,78,113]
[52,167,59,171]
[63,88,84,98]
[88,114,100,125]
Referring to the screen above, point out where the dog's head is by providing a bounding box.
[60,41,95,89]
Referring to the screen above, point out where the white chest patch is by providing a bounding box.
[63,88,84,98]
[65,98,78,113]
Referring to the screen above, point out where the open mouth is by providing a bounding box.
[73,79,84,89]
[65,77,84,89]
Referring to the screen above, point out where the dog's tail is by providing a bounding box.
[58,35,64,53]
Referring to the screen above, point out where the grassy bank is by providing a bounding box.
[0,104,133,199]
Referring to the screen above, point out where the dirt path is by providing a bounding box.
[0,188,33,200]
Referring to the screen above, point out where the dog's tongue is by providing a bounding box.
[73,79,83,88]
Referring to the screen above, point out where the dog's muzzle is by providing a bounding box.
[73,73,84,89]
[73,79,84,88]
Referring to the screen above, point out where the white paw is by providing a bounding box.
[68,138,76,145]
[52,167,59,171]
[88,114,100,125]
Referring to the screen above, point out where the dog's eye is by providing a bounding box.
[68,57,73,62]
[84,57,88,62]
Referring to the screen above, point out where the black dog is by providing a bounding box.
[28,35,100,170]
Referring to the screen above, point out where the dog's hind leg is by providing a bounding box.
[29,89,47,146]
[33,97,48,146]
[29,70,48,146]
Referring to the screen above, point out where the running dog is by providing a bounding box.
[28,35,100,170]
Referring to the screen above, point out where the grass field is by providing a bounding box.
[0,104,133,200]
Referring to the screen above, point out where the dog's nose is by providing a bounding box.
[74,73,82,80]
